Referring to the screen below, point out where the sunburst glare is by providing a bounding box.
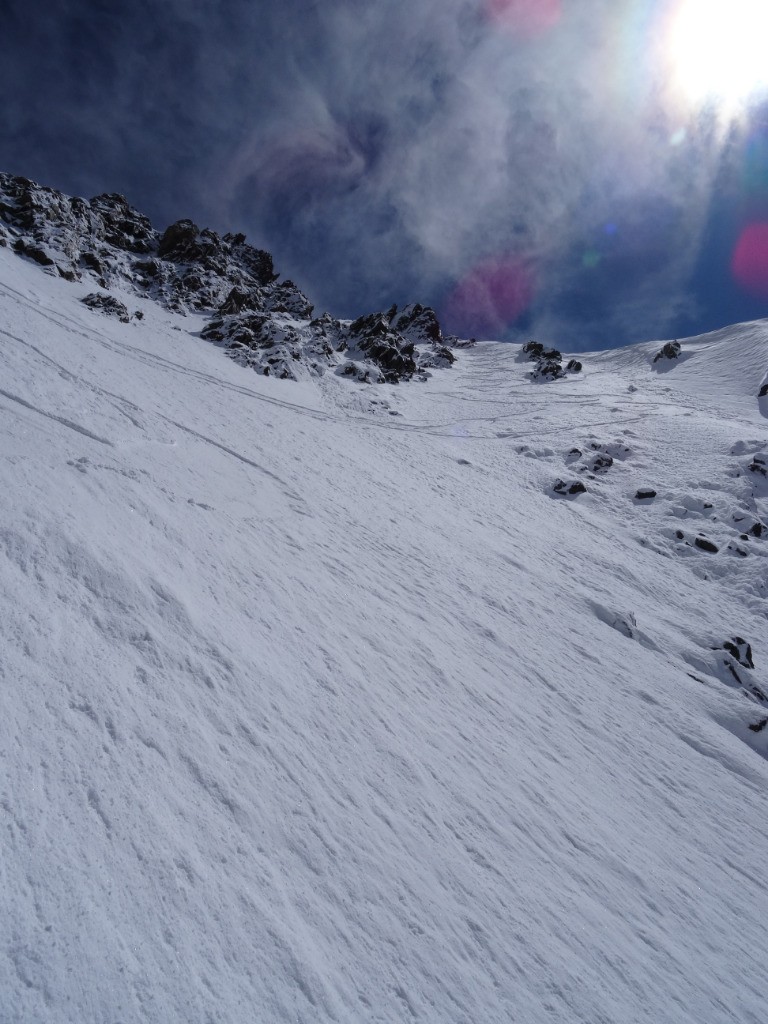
[668,0,768,107]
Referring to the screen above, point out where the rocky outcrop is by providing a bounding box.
[553,478,587,496]
[81,292,130,323]
[345,311,418,383]
[522,340,582,382]
[0,171,455,385]
[390,303,442,344]
[653,340,681,363]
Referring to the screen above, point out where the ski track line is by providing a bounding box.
[0,283,339,423]
[0,327,148,430]
[1,323,306,501]
[157,414,309,504]
[0,387,115,446]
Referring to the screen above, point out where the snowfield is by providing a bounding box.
[1,244,768,1023]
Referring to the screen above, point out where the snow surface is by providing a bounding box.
[1,244,768,1023]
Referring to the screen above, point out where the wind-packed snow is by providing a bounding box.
[1,244,768,1023]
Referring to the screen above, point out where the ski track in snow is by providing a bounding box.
[1,249,768,1023]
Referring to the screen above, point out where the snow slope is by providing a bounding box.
[1,244,768,1024]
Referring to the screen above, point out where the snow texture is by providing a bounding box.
[2,242,768,1023]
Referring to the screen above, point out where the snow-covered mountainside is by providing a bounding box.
[0,172,456,384]
[1,214,768,1023]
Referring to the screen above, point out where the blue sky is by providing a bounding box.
[2,0,768,348]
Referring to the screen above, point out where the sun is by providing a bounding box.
[668,0,768,107]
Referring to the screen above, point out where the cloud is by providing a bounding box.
[211,0,736,345]
[0,0,758,346]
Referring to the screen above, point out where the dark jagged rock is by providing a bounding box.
[263,280,314,318]
[722,637,754,669]
[553,478,587,496]
[531,358,564,382]
[586,453,613,474]
[418,344,456,369]
[81,292,130,323]
[0,171,454,386]
[391,303,442,344]
[635,488,657,500]
[749,717,768,732]
[523,339,582,382]
[90,193,156,254]
[158,219,201,261]
[653,340,681,363]
[694,536,718,553]
[218,286,263,316]
[718,637,767,705]
[759,383,768,398]
[13,237,54,266]
[522,341,545,359]
[202,311,340,381]
[346,310,419,383]
[748,455,766,477]
[589,441,633,460]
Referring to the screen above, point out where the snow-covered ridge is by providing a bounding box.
[0,172,455,383]
[2,184,768,1023]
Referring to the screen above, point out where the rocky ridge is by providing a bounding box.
[0,172,455,383]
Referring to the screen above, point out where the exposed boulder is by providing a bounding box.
[653,340,681,363]
[717,637,767,704]
[567,440,631,478]
[522,340,582,381]
[586,453,613,474]
[722,637,754,670]
[553,478,587,496]
[694,536,718,553]
[81,292,130,323]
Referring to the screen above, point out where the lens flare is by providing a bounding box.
[668,0,768,106]
[732,223,768,298]
[444,255,535,337]
[486,0,562,39]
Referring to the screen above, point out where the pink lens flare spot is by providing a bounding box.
[444,255,535,337]
[732,223,768,298]
[486,0,562,37]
